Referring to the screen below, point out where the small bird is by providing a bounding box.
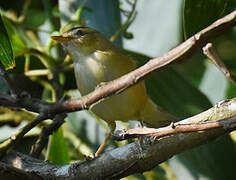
[51,27,177,156]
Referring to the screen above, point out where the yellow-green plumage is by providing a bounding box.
[52,27,176,132]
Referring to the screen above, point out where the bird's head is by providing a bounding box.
[51,27,113,55]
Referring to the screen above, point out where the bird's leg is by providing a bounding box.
[95,122,116,157]
[95,133,111,157]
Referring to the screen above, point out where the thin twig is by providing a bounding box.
[110,0,137,42]
[24,69,50,77]
[0,114,47,156]
[203,43,236,85]
[18,0,31,23]
[112,115,236,141]
[0,0,31,23]
[30,113,67,158]
[30,38,65,157]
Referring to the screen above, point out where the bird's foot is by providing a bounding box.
[94,133,112,157]
[84,154,95,160]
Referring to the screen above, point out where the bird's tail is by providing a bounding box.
[140,97,178,128]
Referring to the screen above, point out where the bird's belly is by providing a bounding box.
[92,83,147,122]
[74,61,147,123]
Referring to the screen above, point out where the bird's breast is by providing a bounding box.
[74,54,105,95]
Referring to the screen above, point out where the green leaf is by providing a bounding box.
[199,62,228,104]
[47,127,70,165]
[0,14,15,70]
[2,17,26,56]
[169,135,236,180]
[23,9,46,29]
[184,0,229,39]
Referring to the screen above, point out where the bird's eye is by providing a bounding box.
[76,30,86,37]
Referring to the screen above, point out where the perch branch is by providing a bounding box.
[113,113,236,141]
[0,98,236,179]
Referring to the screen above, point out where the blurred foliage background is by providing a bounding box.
[0,0,236,179]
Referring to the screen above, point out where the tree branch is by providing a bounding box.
[0,98,236,179]
[203,43,236,85]
[0,114,47,156]
[113,101,236,141]
[30,113,67,158]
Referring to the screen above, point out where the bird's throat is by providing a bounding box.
[73,53,105,95]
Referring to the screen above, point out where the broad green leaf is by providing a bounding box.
[2,17,26,56]
[175,53,206,88]
[0,14,15,70]
[47,127,70,165]
[23,9,46,29]
[227,81,236,99]
[184,0,229,39]
[199,62,228,104]
[170,135,236,180]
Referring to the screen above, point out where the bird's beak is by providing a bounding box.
[51,35,73,43]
